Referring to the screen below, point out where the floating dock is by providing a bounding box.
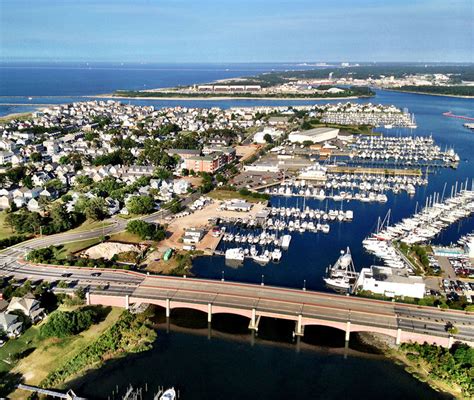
[327,166,422,176]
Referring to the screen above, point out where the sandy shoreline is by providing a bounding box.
[358,332,465,399]
[90,94,361,101]
[0,110,35,121]
[382,88,474,99]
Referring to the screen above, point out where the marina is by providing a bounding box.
[367,184,474,245]
[358,184,474,281]
[214,203,355,265]
[266,173,427,201]
[348,134,459,167]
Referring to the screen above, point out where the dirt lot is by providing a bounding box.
[154,199,267,253]
[235,144,261,162]
[81,241,146,259]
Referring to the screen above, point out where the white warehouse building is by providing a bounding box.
[288,127,339,144]
[356,265,426,299]
[253,127,284,144]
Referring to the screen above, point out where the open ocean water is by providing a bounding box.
[0,62,473,399]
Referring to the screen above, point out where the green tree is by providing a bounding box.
[263,133,273,143]
[49,203,78,233]
[126,196,155,215]
[30,152,42,162]
[126,220,166,241]
[83,197,107,221]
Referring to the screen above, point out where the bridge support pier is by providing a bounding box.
[207,303,212,323]
[249,308,260,332]
[295,335,301,353]
[250,329,256,346]
[294,314,304,337]
[396,328,402,345]
[208,322,212,340]
[165,298,170,318]
[125,294,129,310]
[86,292,90,306]
[344,339,349,359]
[345,321,351,343]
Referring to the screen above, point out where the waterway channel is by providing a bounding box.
[69,309,451,400]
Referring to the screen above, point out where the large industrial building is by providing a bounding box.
[288,127,339,144]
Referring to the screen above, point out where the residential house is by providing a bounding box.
[0,312,23,338]
[7,296,45,324]
[0,195,11,210]
[27,198,42,213]
[105,197,120,215]
[0,151,13,164]
[173,179,190,195]
[40,188,58,200]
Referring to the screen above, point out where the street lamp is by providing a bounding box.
[261,274,264,286]
[303,279,306,291]
[221,270,225,282]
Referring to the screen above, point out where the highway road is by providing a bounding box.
[0,190,201,257]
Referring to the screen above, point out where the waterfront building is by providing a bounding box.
[356,266,426,299]
[183,228,205,244]
[288,127,340,144]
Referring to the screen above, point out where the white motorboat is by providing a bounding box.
[225,248,244,262]
[281,234,292,249]
[271,248,282,262]
[160,388,177,400]
[323,247,359,292]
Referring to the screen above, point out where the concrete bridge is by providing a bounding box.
[86,275,474,348]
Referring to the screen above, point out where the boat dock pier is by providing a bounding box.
[327,166,422,176]
[17,384,86,400]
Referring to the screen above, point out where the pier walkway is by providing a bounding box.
[17,384,86,399]
[327,166,422,176]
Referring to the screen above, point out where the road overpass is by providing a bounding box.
[1,253,473,347]
[84,273,474,348]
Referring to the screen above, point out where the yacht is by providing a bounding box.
[225,248,244,262]
[281,234,292,249]
[160,388,177,400]
[271,248,282,262]
[253,252,270,265]
[323,247,359,292]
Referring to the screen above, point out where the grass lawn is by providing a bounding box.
[208,189,267,204]
[55,237,103,259]
[69,219,113,233]
[0,212,16,240]
[109,231,143,244]
[2,306,123,397]
[0,112,32,123]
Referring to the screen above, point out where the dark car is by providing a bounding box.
[91,272,102,277]
[61,272,72,277]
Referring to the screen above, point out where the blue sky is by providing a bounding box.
[1,0,473,62]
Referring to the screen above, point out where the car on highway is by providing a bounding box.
[61,272,73,277]
[91,272,102,277]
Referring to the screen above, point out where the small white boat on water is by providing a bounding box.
[281,234,292,249]
[252,252,270,265]
[160,388,177,400]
